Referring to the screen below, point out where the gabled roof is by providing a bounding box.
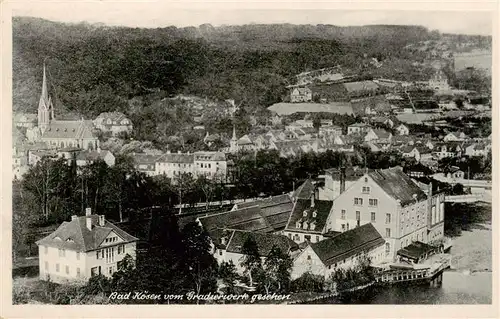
[368,168,427,206]
[35,215,138,252]
[156,153,194,164]
[235,194,293,231]
[132,153,162,165]
[225,230,299,256]
[324,167,373,182]
[76,150,113,162]
[194,151,226,162]
[95,112,129,123]
[370,128,391,139]
[310,223,385,266]
[285,198,333,234]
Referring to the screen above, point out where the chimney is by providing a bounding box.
[71,215,78,221]
[98,215,105,226]
[340,166,346,194]
[167,150,171,154]
[85,207,91,216]
[221,236,227,246]
[310,193,315,208]
[86,213,92,231]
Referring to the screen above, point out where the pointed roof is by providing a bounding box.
[40,64,49,106]
[292,179,315,200]
[35,215,138,252]
[368,167,427,206]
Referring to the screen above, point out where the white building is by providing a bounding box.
[291,223,385,279]
[396,124,410,136]
[94,112,133,136]
[36,208,138,284]
[155,151,227,180]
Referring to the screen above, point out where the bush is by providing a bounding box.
[290,272,325,293]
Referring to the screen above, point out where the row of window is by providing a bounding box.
[290,233,320,243]
[91,264,118,277]
[353,198,379,206]
[105,237,118,244]
[340,210,391,224]
[96,245,125,262]
[45,261,80,276]
[48,247,81,260]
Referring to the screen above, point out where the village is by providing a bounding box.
[11,33,492,304]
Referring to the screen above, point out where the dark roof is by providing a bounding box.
[368,168,427,206]
[76,150,113,162]
[36,215,138,252]
[310,223,385,266]
[234,195,293,232]
[292,179,315,199]
[132,153,162,165]
[285,198,333,234]
[42,120,97,140]
[157,153,194,163]
[371,128,391,139]
[397,241,438,261]
[198,206,274,234]
[225,230,299,257]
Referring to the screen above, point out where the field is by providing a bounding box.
[454,50,492,76]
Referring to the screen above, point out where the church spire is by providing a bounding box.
[40,63,49,106]
[38,62,53,133]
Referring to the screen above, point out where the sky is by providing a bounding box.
[9,1,494,36]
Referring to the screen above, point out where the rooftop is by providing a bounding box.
[225,230,299,257]
[368,167,427,206]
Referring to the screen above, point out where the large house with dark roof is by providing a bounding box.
[94,112,133,136]
[291,223,385,279]
[325,167,444,261]
[36,208,138,284]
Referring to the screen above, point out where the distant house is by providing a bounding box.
[434,143,463,159]
[36,208,138,284]
[14,113,37,128]
[290,87,312,103]
[94,112,133,136]
[445,166,465,179]
[364,128,392,143]
[465,142,490,157]
[401,146,432,162]
[270,114,283,126]
[396,124,410,136]
[75,149,115,167]
[443,132,468,142]
[347,123,371,135]
[291,223,385,279]
[319,125,343,137]
[131,153,161,176]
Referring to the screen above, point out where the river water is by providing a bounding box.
[315,222,492,304]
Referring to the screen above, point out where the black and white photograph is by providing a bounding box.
[2,0,497,314]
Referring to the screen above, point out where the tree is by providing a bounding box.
[218,261,239,294]
[263,245,293,293]
[239,237,262,287]
[196,175,216,210]
[173,173,196,213]
[181,222,218,299]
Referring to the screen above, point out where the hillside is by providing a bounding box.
[13,17,444,115]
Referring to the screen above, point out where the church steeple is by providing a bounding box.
[38,63,54,133]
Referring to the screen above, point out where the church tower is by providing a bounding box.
[229,123,238,153]
[37,63,54,133]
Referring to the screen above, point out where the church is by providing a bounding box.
[27,64,99,150]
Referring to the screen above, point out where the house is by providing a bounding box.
[75,149,115,167]
[347,123,371,135]
[270,114,283,126]
[94,112,133,136]
[434,142,463,159]
[443,132,468,142]
[14,113,38,128]
[155,152,195,178]
[396,124,410,136]
[131,153,161,176]
[404,163,434,179]
[155,151,227,180]
[323,167,373,200]
[290,87,312,103]
[325,167,443,261]
[193,152,227,180]
[294,119,314,128]
[445,166,465,179]
[364,128,392,143]
[213,230,300,274]
[465,143,490,157]
[401,146,432,162]
[371,116,395,128]
[36,208,138,284]
[319,125,343,137]
[291,223,385,279]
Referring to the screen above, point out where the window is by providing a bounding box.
[364,177,368,183]
[45,261,48,270]
[44,246,48,254]
[371,212,376,222]
[56,263,60,272]
[307,255,311,260]
[341,224,346,231]
[91,267,99,277]
[219,249,223,256]
[316,236,320,242]
[76,252,80,260]
[76,268,80,277]
[304,235,311,242]
[354,198,363,205]
[362,186,370,194]
[109,267,113,275]
[65,265,69,274]
[341,210,346,220]
[58,249,66,257]
[356,211,360,220]
[369,199,378,207]
[385,228,391,237]
[385,243,390,256]
[346,223,350,231]
[96,251,99,259]
[386,213,391,224]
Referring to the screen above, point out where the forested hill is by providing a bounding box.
[13,17,439,117]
